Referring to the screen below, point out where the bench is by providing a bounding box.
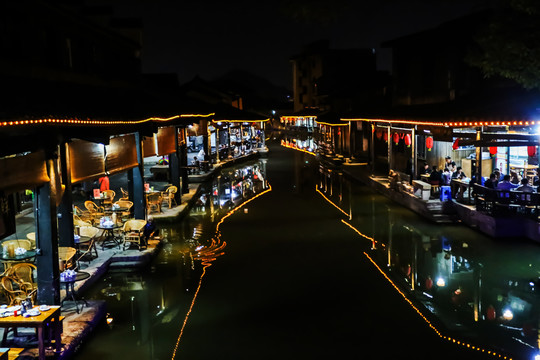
[412,180,431,200]
[473,184,540,218]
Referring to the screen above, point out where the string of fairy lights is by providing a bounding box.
[315,187,513,360]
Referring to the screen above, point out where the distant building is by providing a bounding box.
[290,40,388,114]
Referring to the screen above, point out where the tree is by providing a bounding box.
[466,0,540,89]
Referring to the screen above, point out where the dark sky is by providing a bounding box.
[103,0,493,89]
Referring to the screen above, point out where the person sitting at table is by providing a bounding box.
[451,166,467,180]
[420,162,431,176]
[497,174,515,190]
[441,168,452,186]
[510,170,521,185]
[516,178,536,193]
[428,166,442,185]
[445,156,456,173]
[484,173,498,189]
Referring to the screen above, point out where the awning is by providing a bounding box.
[68,139,106,184]
[0,150,50,193]
[105,134,139,175]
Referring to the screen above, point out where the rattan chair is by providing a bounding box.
[74,205,92,223]
[76,226,100,267]
[147,193,162,214]
[102,190,115,208]
[1,239,32,251]
[114,200,133,221]
[84,201,104,224]
[162,186,178,209]
[122,219,147,251]
[25,232,36,249]
[6,263,37,294]
[58,247,77,271]
[1,276,28,305]
[120,187,129,201]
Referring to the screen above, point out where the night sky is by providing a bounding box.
[101,0,493,89]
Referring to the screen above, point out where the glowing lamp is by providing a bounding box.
[436,277,445,287]
[393,132,400,145]
[452,138,459,150]
[502,308,513,321]
[489,147,497,155]
[528,146,536,157]
[426,136,433,151]
[404,134,411,147]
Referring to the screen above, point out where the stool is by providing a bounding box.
[431,184,440,196]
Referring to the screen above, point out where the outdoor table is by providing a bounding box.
[420,174,430,182]
[451,178,471,203]
[0,250,37,270]
[95,224,122,249]
[73,235,96,262]
[60,271,90,313]
[0,305,62,360]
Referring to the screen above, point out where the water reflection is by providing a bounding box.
[79,159,271,360]
[318,164,540,360]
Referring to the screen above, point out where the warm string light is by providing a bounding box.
[212,119,269,123]
[341,219,385,249]
[0,114,216,128]
[341,117,535,128]
[315,185,351,219]
[280,141,316,156]
[339,217,512,359]
[171,183,273,360]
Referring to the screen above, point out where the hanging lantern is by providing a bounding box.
[528,146,537,157]
[486,305,496,321]
[404,134,411,147]
[489,147,497,155]
[452,138,459,150]
[376,130,382,140]
[383,132,388,142]
[393,132,400,145]
[426,136,433,151]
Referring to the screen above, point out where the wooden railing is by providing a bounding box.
[473,184,540,218]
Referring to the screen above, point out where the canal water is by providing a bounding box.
[75,141,540,360]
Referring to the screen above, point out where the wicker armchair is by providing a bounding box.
[162,186,178,209]
[84,201,104,224]
[6,263,37,294]
[1,276,29,305]
[122,219,147,250]
[58,247,77,271]
[120,187,129,201]
[76,226,101,267]
[114,200,133,221]
[102,190,115,208]
[147,193,162,214]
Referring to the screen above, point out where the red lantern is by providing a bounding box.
[376,130,382,140]
[489,147,497,155]
[383,132,388,142]
[528,146,536,157]
[404,134,411,147]
[486,305,496,321]
[393,132,400,145]
[452,138,459,150]
[425,276,433,290]
[426,136,433,151]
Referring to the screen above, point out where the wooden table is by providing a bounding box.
[0,306,62,360]
[451,178,471,203]
[0,250,37,270]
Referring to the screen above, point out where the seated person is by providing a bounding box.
[484,173,498,189]
[451,166,467,180]
[191,156,200,167]
[441,168,452,185]
[428,166,441,184]
[143,216,159,243]
[510,170,521,185]
[389,170,400,190]
[497,174,514,190]
[516,178,536,193]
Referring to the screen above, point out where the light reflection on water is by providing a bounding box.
[318,163,540,360]
[77,159,271,360]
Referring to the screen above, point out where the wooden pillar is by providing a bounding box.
[35,179,60,305]
[370,123,375,173]
[411,127,417,181]
[475,128,483,182]
[57,142,74,247]
[129,132,145,220]
[387,126,392,172]
[178,128,189,194]
[169,127,181,204]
